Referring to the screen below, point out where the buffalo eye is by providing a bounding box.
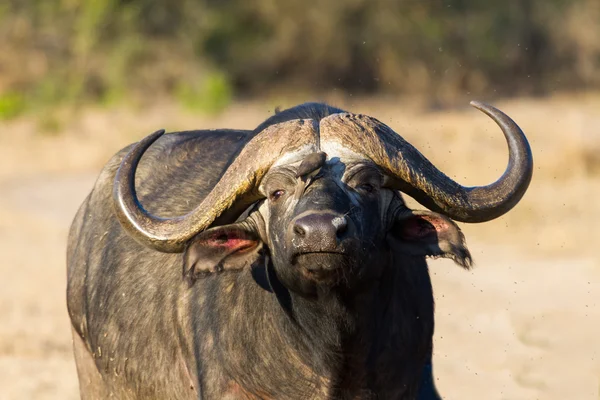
[270,189,286,201]
[357,183,375,194]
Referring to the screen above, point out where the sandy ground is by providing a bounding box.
[0,95,599,399]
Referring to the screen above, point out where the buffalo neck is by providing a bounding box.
[185,257,433,399]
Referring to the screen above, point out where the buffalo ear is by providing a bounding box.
[388,210,472,269]
[183,222,264,283]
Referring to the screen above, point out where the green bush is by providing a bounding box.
[175,71,233,115]
[0,92,26,120]
[0,0,597,109]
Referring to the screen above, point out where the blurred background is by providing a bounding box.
[1,0,600,114]
[0,1,599,399]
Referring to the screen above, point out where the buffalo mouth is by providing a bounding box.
[293,252,353,283]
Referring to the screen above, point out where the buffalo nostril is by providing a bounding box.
[293,224,306,237]
[332,216,348,237]
[292,213,348,245]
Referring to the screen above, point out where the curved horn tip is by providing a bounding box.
[129,129,167,154]
[149,129,166,139]
[132,129,167,148]
[470,100,491,111]
[469,100,508,117]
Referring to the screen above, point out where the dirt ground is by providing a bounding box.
[1,94,599,399]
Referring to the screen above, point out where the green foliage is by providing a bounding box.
[0,0,598,114]
[0,92,26,120]
[175,71,233,115]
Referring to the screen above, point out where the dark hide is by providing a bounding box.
[254,102,345,133]
[67,103,469,399]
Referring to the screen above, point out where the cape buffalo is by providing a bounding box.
[67,101,533,399]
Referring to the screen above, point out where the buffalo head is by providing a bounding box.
[112,102,533,295]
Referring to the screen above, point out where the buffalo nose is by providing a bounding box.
[292,213,348,247]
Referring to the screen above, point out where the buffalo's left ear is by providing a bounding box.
[388,210,472,269]
[183,222,265,283]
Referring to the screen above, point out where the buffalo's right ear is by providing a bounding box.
[183,222,264,283]
[388,210,472,269]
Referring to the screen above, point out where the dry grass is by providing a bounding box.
[0,93,598,399]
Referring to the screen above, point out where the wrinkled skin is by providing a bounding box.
[67,104,473,400]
